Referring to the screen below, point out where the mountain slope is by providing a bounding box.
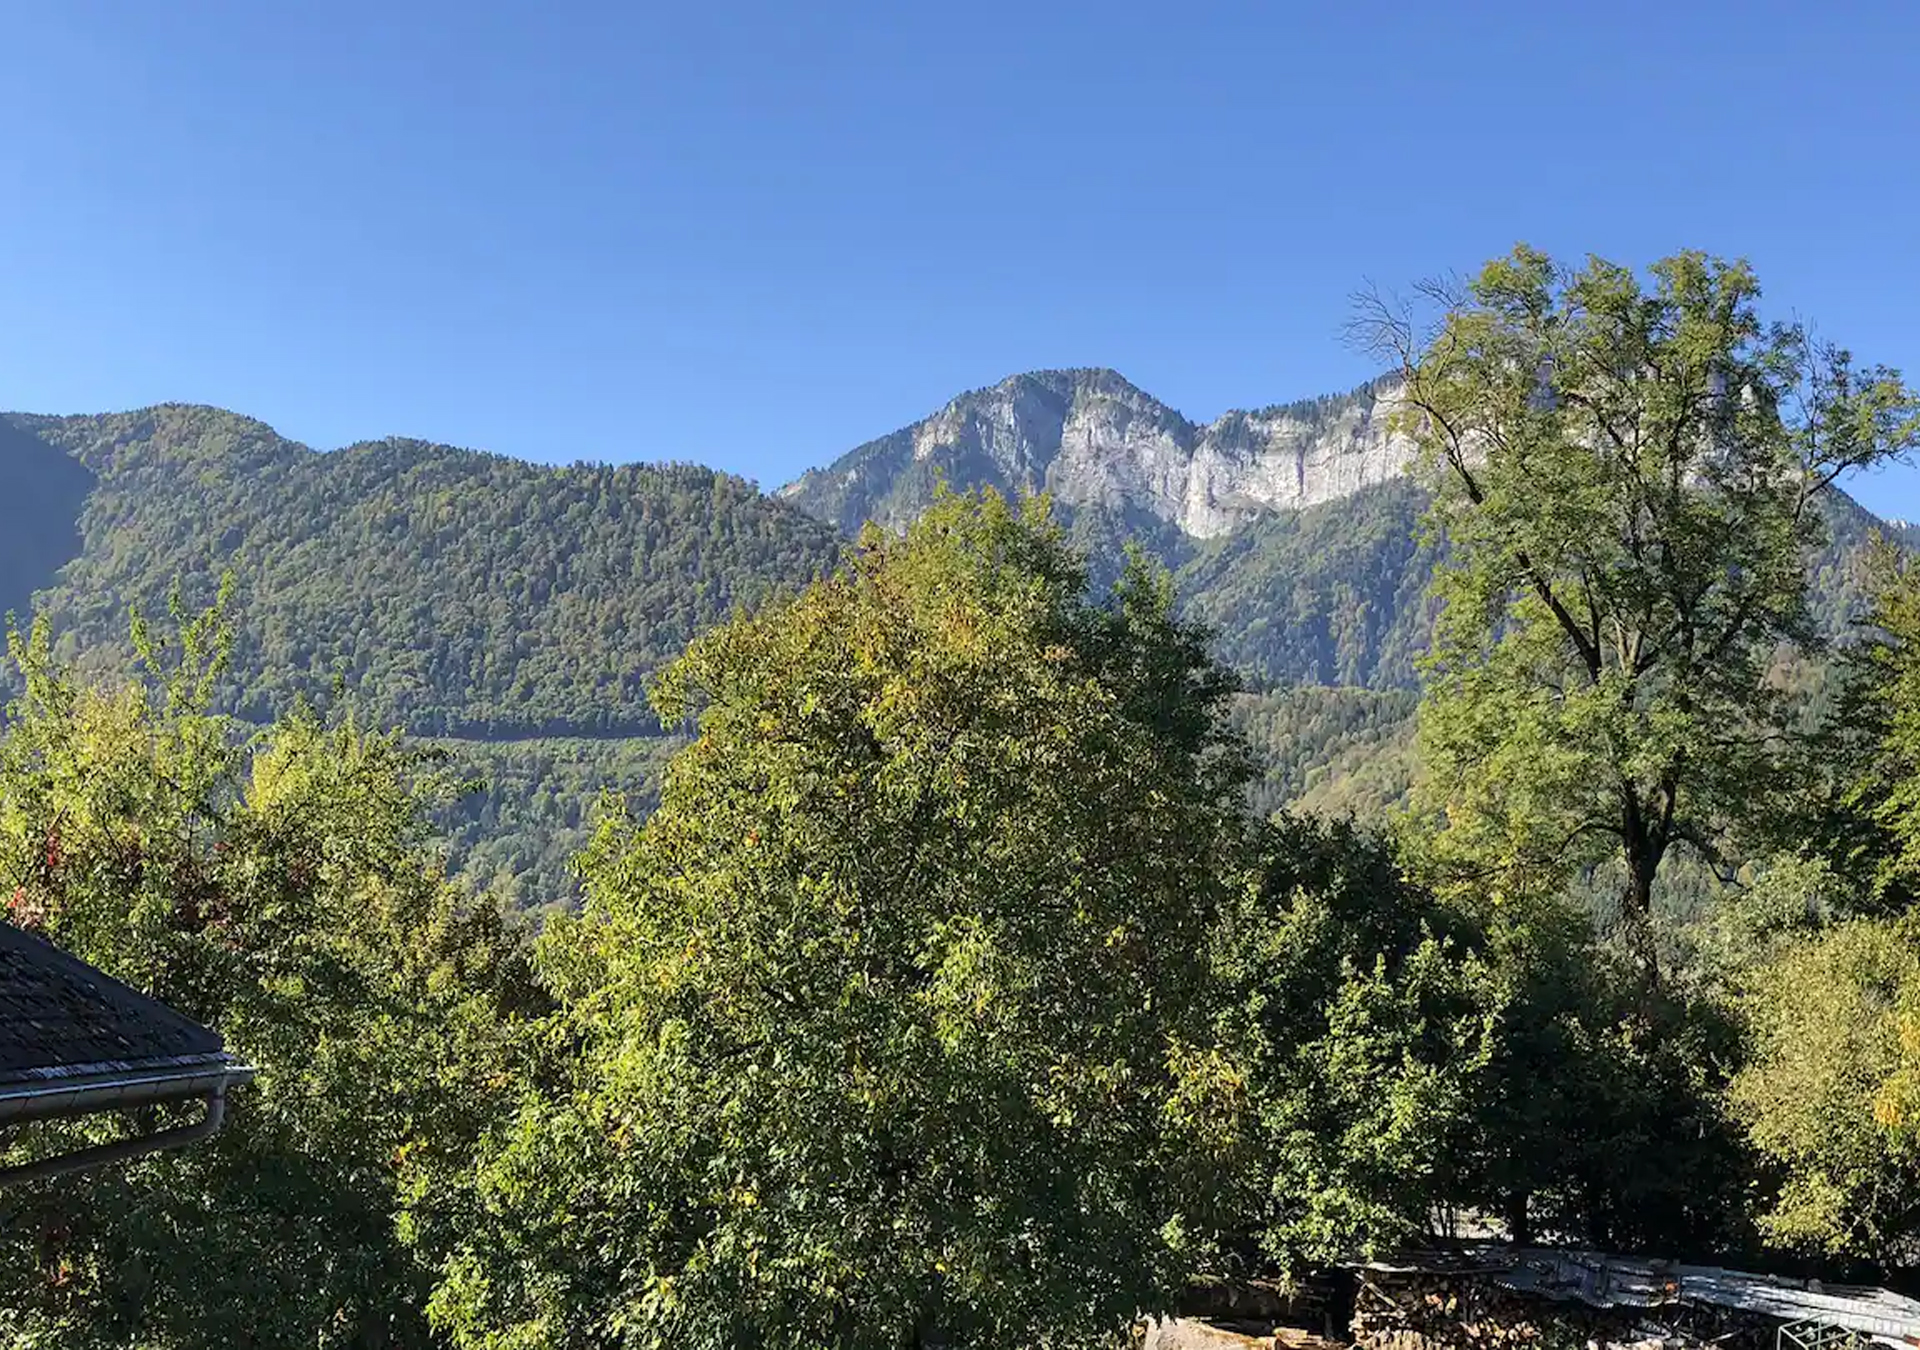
[784,370,1920,695]
[0,416,93,627]
[779,368,1409,543]
[1177,478,1434,689]
[12,405,845,738]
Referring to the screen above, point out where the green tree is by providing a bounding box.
[1801,542,1920,911]
[1359,246,1920,964]
[1730,913,1920,1267]
[1721,551,1920,1271]
[0,592,541,1349]
[1460,898,1753,1252]
[427,491,1255,1349]
[1207,816,1497,1268]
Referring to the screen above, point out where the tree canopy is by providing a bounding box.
[427,490,1260,1349]
[1361,246,1920,964]
[0,593,542,1348]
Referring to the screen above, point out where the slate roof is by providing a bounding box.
[0,920,229,1092]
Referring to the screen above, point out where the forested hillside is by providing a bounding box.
[1177,478,1434,688]
[0,406,848,907]
[787,372,1917,695]
[13,405,846,737]
[1229,684,1420,820]
[1,385,1912,912]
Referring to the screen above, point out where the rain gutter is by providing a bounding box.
[0,1052,256,1188]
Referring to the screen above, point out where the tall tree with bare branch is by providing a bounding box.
[1356,245,1919,971]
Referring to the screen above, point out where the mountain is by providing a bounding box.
[778,369,1434,680]
[0,416,94,628]
[775,367,1920,842]
[779,368,1410,544]
[11,404,844,738]
[1,404,845,911]
[1179,478,1434,689]
[783,367,1919,692]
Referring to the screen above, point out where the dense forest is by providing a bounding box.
[0,406,846,904]
[2,246,1920,1348]
[0,401,1452,907]
[13,404,846,739]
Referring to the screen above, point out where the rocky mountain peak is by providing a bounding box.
[781,370,1416,539]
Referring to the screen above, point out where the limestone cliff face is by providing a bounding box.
[779,368,1414,539]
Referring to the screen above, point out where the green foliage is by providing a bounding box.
[1377,246,1920,951]
[8,329,1920,1319]
[1821,544,1920,903]
[427,490,1256,1349]
[17,405,843,739]
[2,403,842,915]
[0,416,91,629]
[1227,685,1419,822]
[1208,817,1496,1267]
[1,397,1910,915]
[1730,914,1920,1265]
[1460,897,1754,1254]
[1722,552,1920,1271]
[0,593,542,1349]
[1177,480,1435,690]
[432,734,681,915]
[1247,377,1396,427]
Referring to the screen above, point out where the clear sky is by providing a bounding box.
[3,1,1918,515]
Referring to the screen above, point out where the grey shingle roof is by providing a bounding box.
[0,920,225,1088]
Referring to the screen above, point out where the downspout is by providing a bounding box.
[0,1087,230,1189]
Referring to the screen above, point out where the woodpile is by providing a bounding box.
[1352,1271,1563,1350]
[1135,1318,1349,1350]
[1135,1262,1789,1350]
[1130,1273,1350,1350]
[1184,1273,1342,1332]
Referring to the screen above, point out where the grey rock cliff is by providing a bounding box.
[780,368,1414,539]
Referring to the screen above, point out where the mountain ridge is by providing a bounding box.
[779,367,1411,540]
[6,404,846,738]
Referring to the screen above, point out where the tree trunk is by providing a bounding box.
[1506,1190,1532,1246]
[1619,794,1663,984]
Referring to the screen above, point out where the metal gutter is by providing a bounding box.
[0,1055,256,1189]
[0,1052,255,1126]
[0,1086,235,1189]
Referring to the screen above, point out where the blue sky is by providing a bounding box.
[3,1,1918,515]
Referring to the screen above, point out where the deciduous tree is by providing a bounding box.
[0,591,540,1349]
[1359,246,1919,969]
[428,491,1256,1349]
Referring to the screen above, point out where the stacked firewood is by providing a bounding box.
[1354,1272,1549,1350]
[1183,1274,1340,1329]
[1353,1272,1672,1350]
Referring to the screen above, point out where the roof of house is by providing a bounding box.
[0,920,248,1125]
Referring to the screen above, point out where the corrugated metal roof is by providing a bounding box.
[1361,1245,1920,1348]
